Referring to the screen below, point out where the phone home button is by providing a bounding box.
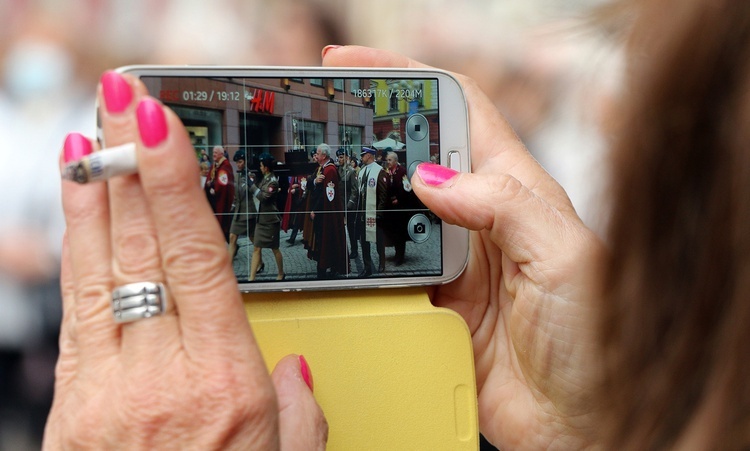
[448,150,462,172]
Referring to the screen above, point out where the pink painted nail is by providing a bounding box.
[101,71,133,114]
[136,98,168,148]
[415,162,459,187]
[299,355,314,392]
[63,133,93,163]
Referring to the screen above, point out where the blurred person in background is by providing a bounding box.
[0,2,162,448]
[0,4,96,450]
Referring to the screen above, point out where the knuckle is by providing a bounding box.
[495,173,525,201]
[162,234,231,289]
[118,378,184,438]
[236,383,277,426]
[74,282,112,323]
[63,195,106,226]
[190,367,277,440]
[205,364,276,416]
[145,173,195,205]
[469,173,526,233]
[64,404,107,448]
[113,227,161,278]
[118,405,171,442]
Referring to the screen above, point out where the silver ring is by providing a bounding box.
[112,282,167,323]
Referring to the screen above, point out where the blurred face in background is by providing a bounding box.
[315,148,328,166]
[213,147,224,163]
[386,154,397,169]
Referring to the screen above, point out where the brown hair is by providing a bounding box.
[599,0,750,448]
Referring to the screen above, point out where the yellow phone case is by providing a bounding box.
[244,287,478,450]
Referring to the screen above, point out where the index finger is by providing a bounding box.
[132,97,261,361]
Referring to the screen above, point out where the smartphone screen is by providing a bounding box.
[131,69,468,291]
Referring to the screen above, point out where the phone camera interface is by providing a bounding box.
[142,75,445,284]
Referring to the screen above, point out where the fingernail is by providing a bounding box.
[101,71,133,114]
[63,133,93,163]
[416,162,459,187]
[321,44,342,59]
[299,355,314,392]
[136,98,168,148]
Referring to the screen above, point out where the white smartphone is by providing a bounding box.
[112,66,470,292]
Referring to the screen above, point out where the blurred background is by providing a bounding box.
[0,0,619,448]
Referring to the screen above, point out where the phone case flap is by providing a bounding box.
[244,288,478,450]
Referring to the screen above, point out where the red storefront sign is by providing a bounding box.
[248,88,275,114]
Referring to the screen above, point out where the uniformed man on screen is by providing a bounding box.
[310,143,349,278]
[348,147,388,276]
[384,150,413,266]
[204,146,235,242]
[228,151,256,261]
[337,147,359,259]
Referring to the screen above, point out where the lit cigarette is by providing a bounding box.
[62,142,137,184]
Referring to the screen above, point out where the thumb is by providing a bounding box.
[412,163,588,264]
[271,355,328,451]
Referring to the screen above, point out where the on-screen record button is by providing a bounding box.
[448,150,462,172]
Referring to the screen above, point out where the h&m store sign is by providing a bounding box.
[246,88,275,114]
[159,87,275,114]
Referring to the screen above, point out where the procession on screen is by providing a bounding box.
[142,75,443,283]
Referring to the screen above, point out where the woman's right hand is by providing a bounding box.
[44,72,327,450]
[324,46,604,449]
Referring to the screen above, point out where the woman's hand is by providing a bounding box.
[44,72,327,450]
[324,46,603,449]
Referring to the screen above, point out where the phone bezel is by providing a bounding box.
[115,66,470,292]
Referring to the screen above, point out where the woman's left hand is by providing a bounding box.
[323,45,602,449]
[43,72,327,450]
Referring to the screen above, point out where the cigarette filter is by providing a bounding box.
[62,142,137,184]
